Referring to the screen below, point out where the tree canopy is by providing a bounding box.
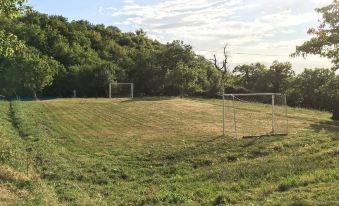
[0,0,29,56]
[293,0,339,71]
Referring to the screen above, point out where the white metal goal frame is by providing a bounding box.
[222,93,288,138]
[109,83,134,99]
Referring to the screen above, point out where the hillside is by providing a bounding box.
[0,12,221,98]
[0,98,338,205]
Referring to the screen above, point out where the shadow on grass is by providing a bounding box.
[309,120,339,133]
[159,134,285,165]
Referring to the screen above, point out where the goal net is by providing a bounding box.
[222,93,288,138]
[109,83,134,99]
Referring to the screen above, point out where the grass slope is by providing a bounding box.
[0,98,338,205]
[0,102,59,205]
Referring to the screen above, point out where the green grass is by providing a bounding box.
[0,101,58,205]
[0,98,338,205]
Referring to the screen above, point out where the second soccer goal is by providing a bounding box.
[222,93,288,138]
[109,83,134,99]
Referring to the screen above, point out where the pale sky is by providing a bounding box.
[28,0,334,73]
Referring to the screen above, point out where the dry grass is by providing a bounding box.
[39,97,331,141]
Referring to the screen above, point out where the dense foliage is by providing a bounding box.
[0,0,28,56]
[231,63,339,119]
[293,0,338,71]
[0,12,222,98]
[293,0,339,119]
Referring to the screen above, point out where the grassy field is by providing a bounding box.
[0,98,338,205]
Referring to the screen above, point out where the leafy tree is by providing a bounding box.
[333,97,339,120]
[74,62,118,97]
[268,61,295,93]
[233,63,268,91]
[322,74,339,120]
[233,64,253,88]
[233,62,295,93]
[14,48,62,99]
[292,0,339,119]
[193,56,223,97]
[293,0,339,71]
[165,62,200,97]
[0,0,28,56]
[0,0,28,18]
[288,68,335,109]
[0,55,23,96]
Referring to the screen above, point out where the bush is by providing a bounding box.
[332,96,339,120]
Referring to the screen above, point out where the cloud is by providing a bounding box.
[102,0,333,71]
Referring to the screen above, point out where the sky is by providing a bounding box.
[28,0,333,73]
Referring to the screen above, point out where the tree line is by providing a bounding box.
[229,62,338,119]
[0,12,222,98]
[0,0,338,119]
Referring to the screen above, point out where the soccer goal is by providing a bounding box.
[222,93,288,138]
[109,83,134,99]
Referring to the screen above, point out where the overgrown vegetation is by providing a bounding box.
[0,98,338,205]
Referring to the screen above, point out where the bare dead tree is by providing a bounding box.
[210,44,230,73]
[210,44,231,92]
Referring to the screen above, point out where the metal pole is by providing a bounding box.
[232,95,237,138]
[223,94,225,136]
[284,94,288,134]
[131,83,134,99]
[109,83,112,98]
[272,94,275,134]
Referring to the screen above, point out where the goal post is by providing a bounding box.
[222,93,288,138]
[109,83,134,99]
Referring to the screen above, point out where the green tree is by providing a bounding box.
[322,74,339,120]
[293,0,339,119]
[74,62,118,97]
[15,48,62,99]
[268,61,295,93]
[0,10,225,98]
[233,63,268,91]
[0,0,28,56]
[288,68,335,109]
[0,0,27,18]
[165,62,200,97]
[293,0,339,71]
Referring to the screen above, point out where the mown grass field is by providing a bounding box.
[0,98,338,205]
